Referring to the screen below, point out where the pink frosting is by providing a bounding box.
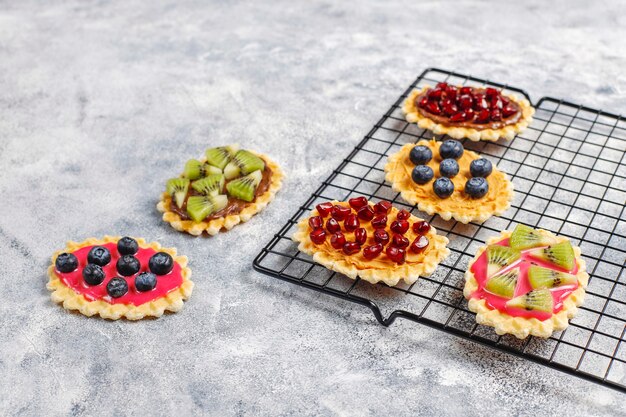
[469,238,579,321]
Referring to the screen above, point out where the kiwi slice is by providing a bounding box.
[529,241,576,271]
[223,150,266,180]
[506,289,553,313]
[205,145,239,170]
[191,174,225,196]
[510,224,553,250]
[226,170,263,202]
[528,265,577,290]
[166,178,190,208]
[186,194,228,222]
[485,268,519,298]
[183,159,222,179]
[486,245,520,277]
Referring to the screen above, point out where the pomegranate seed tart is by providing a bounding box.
[403,83,535,141]
[157,144,284,236]
[463,225,589,339]
[292,199,450,286]
[384,139,513,223]
[47,236,194,320]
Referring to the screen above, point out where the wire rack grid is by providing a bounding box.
[253,68,626,392]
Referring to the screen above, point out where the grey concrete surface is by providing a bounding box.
[1,0,625,416]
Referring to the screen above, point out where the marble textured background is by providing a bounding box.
[1,0,625,416]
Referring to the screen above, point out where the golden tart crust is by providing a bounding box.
[403,86,535,142]
[157,151,284,236]
[463,230,589,339]
[292,201,450,286]
[47,236,194,320]
[384,140,513,224]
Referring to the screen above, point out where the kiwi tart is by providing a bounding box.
[157,145,284,236]
[463,225,589,339]
[48,236,193,320]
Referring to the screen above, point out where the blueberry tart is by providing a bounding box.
[157,145,284,236]
[403,83,535,141]
[47,236,193,320]
[384,139,514,223]
[292,198,450,286]
[463,225,589,339]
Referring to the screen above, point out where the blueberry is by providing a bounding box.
[411,165,434,185]
[465,177,489,198]
[439,159,459,178]
[87,246,111,266]
[439,140,464,160]
[135,272,158,292]
[106,277,128,298]
[470,158,493,178]
[117,236,138,256]
[149,252,174,275]
[116,255,140,276]
[433,177,454,198]
[409,145,433,165]
[55,253,78,273]
[82,264,106,286]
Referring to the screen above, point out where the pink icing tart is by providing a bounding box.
[463,225,589,339]
[47,236,193,320]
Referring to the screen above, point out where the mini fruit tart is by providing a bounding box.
[463,225,589,339]
[47,236,194,320]
[403,83,535,141]
[384,139,513,223]
[292,198,450,286]
[157,145,284,236]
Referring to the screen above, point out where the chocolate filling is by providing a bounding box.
[415,89,522,130]
[169,160,273,221]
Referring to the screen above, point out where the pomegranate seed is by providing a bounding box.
[475,109,491,123]
[390,220,409,234]
[357,205,375,221]
[316,202,333,217]
[310,228,327,244]
[473,94,488,110]
[371,214,388,229]
[491,109,502,121]
[501,96,511,106]
[490,97,502,110]
[426,101,441,115]
[354,228,367,245]
[385,246,406,264]
[344,214,360,232]
[485,87,498,98]
[465,108,475,121]
[410,235,430,254]
[391,234,410,248]
[309,216,323,229]
[373,229,390,245]
[450,111,467,122]
[343,242,361,255]
[460,86,472,95]
[374,201,392,214]
[348,196,368,210]
[326,218,340,233]
[396,209,411,221]
[428,88,443,100]
[413,221,431,235]
[419,96,429,108]
[502,104,517,117]
[363,243,383,260]
[445,86,457,100]
[436,82,449,89]
[331,205,351,221]
[458,94,473,110]
[330,232,346,249]
[443,102,458,116]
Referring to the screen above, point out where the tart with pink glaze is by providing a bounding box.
[463,225,588,339]
[48,236,193,320]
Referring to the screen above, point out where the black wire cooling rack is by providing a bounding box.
[253,68,626,392]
